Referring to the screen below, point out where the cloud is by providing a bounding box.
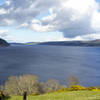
[0,30,10,38]
[0,0,100,40]
[67,33,100,41]
[0,30,15,42]
[32,0,100,38]
[77,33,100,40]
[0,0,58,25]
[0,8,7,15]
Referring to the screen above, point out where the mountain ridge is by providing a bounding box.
[38,40,100,46]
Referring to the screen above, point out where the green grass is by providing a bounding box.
[7,91,100,100]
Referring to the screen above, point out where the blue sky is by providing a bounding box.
[0,0,100,43]
[0,0,5,5]
[0,26,62,43]
[96,0,100,4]
[96,0,100,11]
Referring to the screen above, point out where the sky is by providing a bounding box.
[0,0,100,43]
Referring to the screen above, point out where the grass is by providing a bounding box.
[7,91,100,100]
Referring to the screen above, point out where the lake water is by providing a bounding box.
[0,45,100,86]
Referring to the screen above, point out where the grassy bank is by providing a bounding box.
[7,91,100,100]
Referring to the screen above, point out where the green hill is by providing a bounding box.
[7,91,100,100]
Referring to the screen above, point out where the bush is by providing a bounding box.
[69,85,86,91]
[87,87,100,91]
[57,88,68,92]
[92,88,100,91]
[87,87,97,91]
[0,91,2,97]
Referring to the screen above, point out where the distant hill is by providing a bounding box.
[0,38,9,47]
[10,43,25,46]
[38,40,100,47]
[25,42,40,45]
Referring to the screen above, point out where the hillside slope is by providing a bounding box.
[39,40,100,46]
[7,91,100,100]
[0,38,9,47]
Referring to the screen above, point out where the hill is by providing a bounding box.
[0,38,9,47]
[7,91,100,100]
[38,40,100,46]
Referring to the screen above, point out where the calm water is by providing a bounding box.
[0,45,100,86]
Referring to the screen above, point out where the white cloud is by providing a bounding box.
[17,23,29,29]
[33,0,99,37]
[0,30,15,42]
[5,1,11,6]
[0,30,9,38]
[78,34,100,40]
[0,8,7,15]
[92,11,100,31]
[0,0,100,41]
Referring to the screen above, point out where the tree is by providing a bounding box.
[17,74,40,95]
[0,85,5,92]
[67,76,79,87]
[44,79,61,92]
[4,74,41,95]
[4,76,19,95]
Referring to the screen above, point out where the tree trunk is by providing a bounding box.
[23,92,27,100]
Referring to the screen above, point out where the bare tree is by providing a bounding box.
[0,85,5,92]
[4,76,19,95]
[4,74,40,95]
[67,76,79,87]
[17,74,40,95]
[44,79,61,92]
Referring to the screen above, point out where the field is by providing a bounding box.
[7,91,100,100]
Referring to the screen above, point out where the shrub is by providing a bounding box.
[87,87,100,91]
[0,91,2,97]
[92,88,100,91]
[57,88,68,92]
[69,85,86,91]
[87,87,97,91]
